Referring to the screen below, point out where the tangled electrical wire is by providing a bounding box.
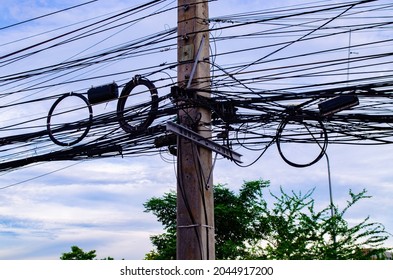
[0,0,392,172]
[0,75,391,171]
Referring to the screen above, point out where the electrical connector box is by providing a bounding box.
[88,83,119,105]
[319,95,359,116]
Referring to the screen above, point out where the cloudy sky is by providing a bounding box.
[0,0,392,260]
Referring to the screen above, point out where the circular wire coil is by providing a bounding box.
[117,76,159,133]
[276,117,328,168]
[47,92,93,146]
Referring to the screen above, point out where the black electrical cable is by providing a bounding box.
[1,0,393,172]
[47,92,93,146]
[117,76,159,133]
[0,0,167,63]
[275,117,328,168]
[0,0,98,31]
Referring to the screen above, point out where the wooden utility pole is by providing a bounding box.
[176,0,215,259]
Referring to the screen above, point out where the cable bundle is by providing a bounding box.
[0,0,392,173]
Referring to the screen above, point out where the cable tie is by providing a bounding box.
[177,224,214,230]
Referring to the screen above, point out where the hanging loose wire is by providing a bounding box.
[0,0,392,173]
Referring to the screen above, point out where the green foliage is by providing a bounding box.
[144,180,391,260]
[144,230,177,260]
[144,191,177,260]
[60,246,115,260]
[60,246,96,260]
[214,181,270,259]
[144,180,271,260]
[261,188,390,259]
[144,191,177,231]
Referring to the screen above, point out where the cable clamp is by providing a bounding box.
[178,224,214,230]
[133,74,142,83]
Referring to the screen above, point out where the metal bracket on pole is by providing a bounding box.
[187,36,206,89]
[166,121,242,163]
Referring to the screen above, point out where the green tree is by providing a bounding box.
[144,180,271,259]
[60,246,115,260]
[144,180,391,260]
[60,246,96,260]
[261,188,390,259]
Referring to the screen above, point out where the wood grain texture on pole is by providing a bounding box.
[176,0,215,260]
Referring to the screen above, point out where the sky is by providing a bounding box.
[0,0,392,260]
